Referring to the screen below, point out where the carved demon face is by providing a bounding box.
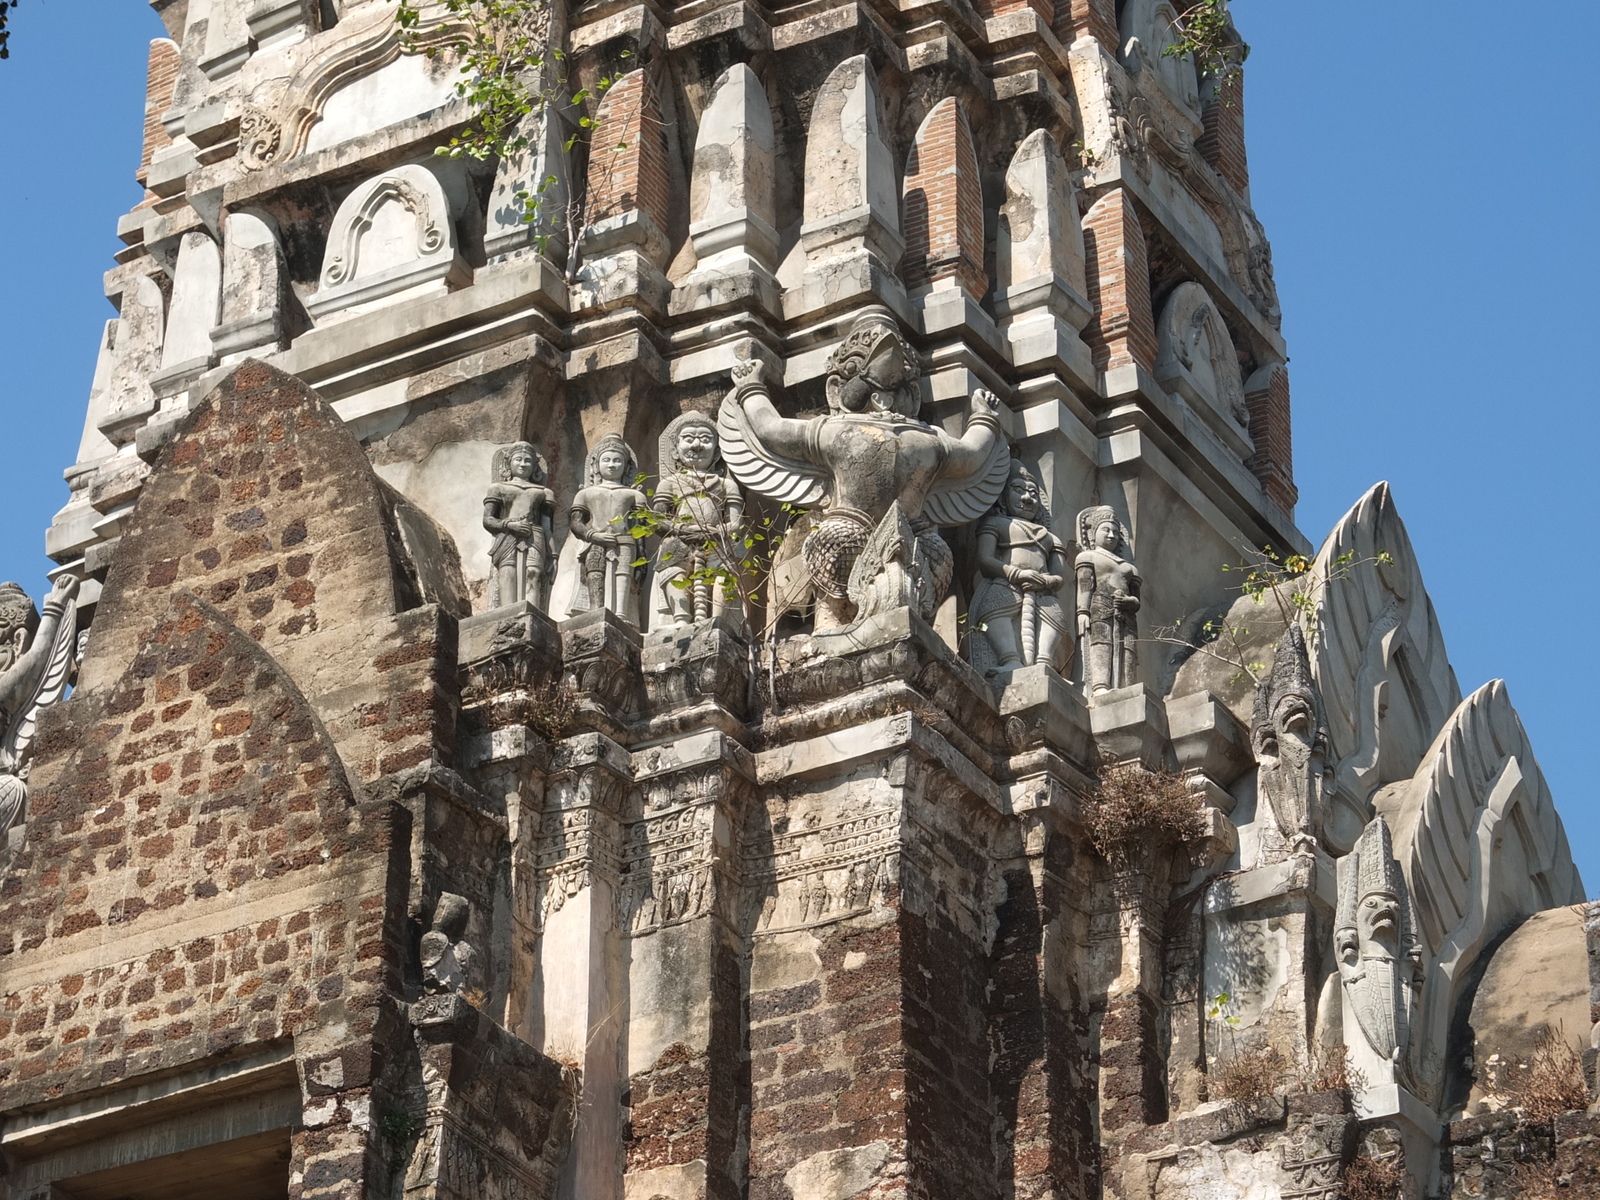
[1357,888,1401,957]
[828,325,920,418]
[676,423,718,471]
[1004,472,1040,521]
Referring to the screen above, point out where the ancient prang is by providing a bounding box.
[4,3,1595,1199]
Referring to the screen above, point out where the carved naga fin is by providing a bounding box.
[1307,482,1461,853]
[1385,680,1583,1108]
[716,363,828,507]
[846,501,922,621]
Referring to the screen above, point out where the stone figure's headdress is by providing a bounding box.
[659,412,719,473]
[1336,817,1412,937]
[1251,625,1327,750]
[492,440,548,484]
[825,309,920,413]
[585,432,638,487]
[0,583,39,641]
[1076,505,1128,553]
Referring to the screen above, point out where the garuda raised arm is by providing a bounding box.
[717,310,1010,630]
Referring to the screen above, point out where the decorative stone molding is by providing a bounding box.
[307,162,470,322]
[1154,280,1250,442]
[902,97,988,336]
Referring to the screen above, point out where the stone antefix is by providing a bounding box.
[649,412,742,629]
[567,433,648,626]
[1075,503,1141,693]
[484,440,557,610]
[719,311,1009,629]
[7,6,1593,1200]
[968,460,1072,674]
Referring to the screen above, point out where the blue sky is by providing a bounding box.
[1,3,1596,882]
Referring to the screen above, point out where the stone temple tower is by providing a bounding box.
[3,2,1595,1198]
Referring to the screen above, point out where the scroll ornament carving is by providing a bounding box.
[324,177,443,286]
[718,310,1009,631]
[1074,506,1139,693]
[0,576,79,864]
[968,461,1071,675]
[239,106,283,171]
[484,441,556,610]
[1251,625,1333,855]
[1334,817,1422,1088]
[568,433,648,625]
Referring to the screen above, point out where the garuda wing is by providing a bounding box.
[716,389,828,507]
[922,432,1010,527]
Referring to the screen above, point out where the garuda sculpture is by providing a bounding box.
[718,310,1009,630]
[1252,625,1334,855]
[1333,816,1422,1088]
[0,576,79,859]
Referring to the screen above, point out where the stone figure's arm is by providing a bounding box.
[569,492,599,545]
[940,388,1004,481]
[975,527,1009,584]
[1074,558,1094,635]
[482,494,506,534]
[739,389,817,463]
[540,492,555,554]
[1041,543,1069,593]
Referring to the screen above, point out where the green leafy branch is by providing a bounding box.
[1164,0,1251,82]
[393,0,633,262]
[1150,544,1394,687]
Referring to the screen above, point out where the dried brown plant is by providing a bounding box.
[1081,762,1206,861]
[1296,1043,1366,1095]
[1508,1158,1565,1199]
[1341,1152,1405,1200]
[1510,1024,1590,1124]
[496,681,577,740]
[1210,1045,1286,1103]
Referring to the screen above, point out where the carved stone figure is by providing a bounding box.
[0,577,79,852]
[568,433,648,626]
[420,892,477,997]
[1074,506,1140,693]
[968,462,1071,674]
[1251,625,1332,854]
[1334,817,1422,1088]
[718,310,1009,630]
[651,413,743,629]
[484,441,556,610]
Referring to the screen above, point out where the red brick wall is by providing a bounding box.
[1058,0,1117,52]
[901,98,988,302]
[136,39,180,207]
[1245,363,1297,511]
[584,70,671,236]
[1197,70,1250,196]
[1082,189,1158,373]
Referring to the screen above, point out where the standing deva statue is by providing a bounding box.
[718,309,1010,631]
[968,461,1071,674]
[651,412,743,630]
[1074,505,1140,693]
[569,433,648,626]
[484,440,556,610]
[1252,624,1333,856]
[0,576,79,860]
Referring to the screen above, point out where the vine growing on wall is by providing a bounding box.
[393,0,631,253]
